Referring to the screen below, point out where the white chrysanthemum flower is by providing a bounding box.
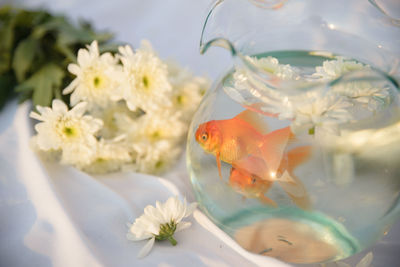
[90,101,140,139]
[127,196,197,258]
[312,57,367,80]
[81,136,133,174]
[30,99,103,166]
[333,82,390,111]
[63,41,122,108]
[116,41,172,112]
[312,57,390,109]
[167,61,209,122]
[127,112,187,145]
[227,56,298,111]
[132,140,182,174]
[290,94,353,135]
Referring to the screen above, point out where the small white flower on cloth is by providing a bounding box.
[127,196,197,258]
[30,99,103,166]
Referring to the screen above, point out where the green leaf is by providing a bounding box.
[16,63,64,107]
[0,6,116,111]
[31,16,66,39]
[0,74,16,110]
[55,41,76,62]
[12,38,38,82]
[0,10,16,74]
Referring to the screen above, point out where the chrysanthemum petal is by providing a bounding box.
[51,99,68,114]
[127,232,152,241]
[63,78,79,94]
[67,64,81,76]
[176,221,192,233]
[77,49,91,67]
[137,237,155,259]
[29,111,43,121]
[185,202,198,217]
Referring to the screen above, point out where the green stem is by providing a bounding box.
[168,236,177,246]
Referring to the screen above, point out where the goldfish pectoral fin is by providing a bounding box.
[261,127,292,173]
[277,171,306,197]
[277,171,312,210]
[287,146,312,172]
[216,153,223,180]
[235,109,269,135]
[259,194,278,207]
[233,155,267,179]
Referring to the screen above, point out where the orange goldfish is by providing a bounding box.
[230,146,312,209]
[229,167,277,207]
[195,109,292,179]
[195,109,311,209]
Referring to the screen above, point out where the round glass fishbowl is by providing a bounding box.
[186,0,400,264]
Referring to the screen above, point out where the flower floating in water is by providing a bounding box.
[244,55,297,80]
[290,93,353,135]
[227,55,392,136]
[127,196,197,258]
[31,40,210,174]
[30,99,103,166]
[312,57,366,80]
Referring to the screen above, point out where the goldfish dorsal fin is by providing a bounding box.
[235,109,269,135]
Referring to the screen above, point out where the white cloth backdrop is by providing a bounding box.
[1,1,399,267]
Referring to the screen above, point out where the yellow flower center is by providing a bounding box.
[149,130,161,141]
[56,118,81,141]
[93,76,102,88]
[176,95,185,105]
[155,160,164,169]
[63,126,76,137]
[142,75,150,89]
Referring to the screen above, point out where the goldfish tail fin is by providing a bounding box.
[216,152,223,180]
[260,127,293,174]
[287,146,312,173]
[235,109,269,135]
[277,171,312,210]
[259,194,278,207]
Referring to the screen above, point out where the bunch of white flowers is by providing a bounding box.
[30,40,209,174]
[229,55,392,136]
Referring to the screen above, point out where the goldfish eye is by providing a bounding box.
[251,177,256,184]
[201,133,208,141]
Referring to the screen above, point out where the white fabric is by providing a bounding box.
[1,1,400,267]
[0,101,289,267]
